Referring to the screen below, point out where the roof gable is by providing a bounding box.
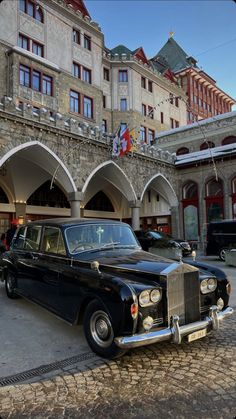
[154,37,198,73]
[64,0,91,18]
[133,47,148,64]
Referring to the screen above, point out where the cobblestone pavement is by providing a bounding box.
[0,314,236,419]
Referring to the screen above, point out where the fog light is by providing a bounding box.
[143,316,154,331]
[217,298,224,310]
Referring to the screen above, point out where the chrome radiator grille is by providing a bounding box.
[167,266,200,326]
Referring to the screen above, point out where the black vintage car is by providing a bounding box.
[0,218,233,359]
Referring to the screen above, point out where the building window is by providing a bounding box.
[82,67,91,84]
[103,95,106,108]
[18,34,29,50]
[148,129,154,144]
[19,0,43,22]
[175,120,179,128]
[83,96,93,119]
[120,98,127,111]
[169,93,174,105]
[72,62,80,78]
[103,67,110,81]
[102,119,107,133]
[32,70,40,91]
[148,106,154,119]
[84,34,91,50]
[20,64,30,87]
[175,96,179,107]
[73,29,80,44]
[18,34,44,56]
[119,70,128,82]
[32,41,44,57]
[200,141,215,150]
[140,126,146,142]
[176,147,189,155]
[160,112,164,124]
[148,80,153,92]
[70,90,80,113]
[42,74,52,96]
[142,104,146,116]
[170,118,174,129]
[141,76,146,88]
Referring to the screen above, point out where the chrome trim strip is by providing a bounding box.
[115,306,234,349]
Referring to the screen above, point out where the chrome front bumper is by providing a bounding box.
[115,306,234,349]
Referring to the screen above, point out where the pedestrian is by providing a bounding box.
[6,220,18,250]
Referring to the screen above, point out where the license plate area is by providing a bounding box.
[188,328,207,342]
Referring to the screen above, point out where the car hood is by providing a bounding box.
[76,248,190,277]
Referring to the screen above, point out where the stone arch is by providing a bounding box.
[82,160,137,202]
[0,141,77,201]
[140,173,178,207]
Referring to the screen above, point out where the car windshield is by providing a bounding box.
[65,223,139,254]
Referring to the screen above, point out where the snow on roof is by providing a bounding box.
[157,110,236,139]
[175,142,236,166]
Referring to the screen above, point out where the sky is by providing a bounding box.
[86,0,236,108]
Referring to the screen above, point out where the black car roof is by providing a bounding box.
[25,218,129,228]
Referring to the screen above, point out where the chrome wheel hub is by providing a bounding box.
[90,310,114,348]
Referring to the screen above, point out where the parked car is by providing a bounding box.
[206,219,236,261]
[134,230,191,256]
[0,218,233,359]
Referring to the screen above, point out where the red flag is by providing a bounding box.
[119,128,131,156]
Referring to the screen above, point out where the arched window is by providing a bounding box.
[200,141,215,150]
[85,191,114,212]
[206,178,223,197]
[182,181,199,240]
[27,181,70,208]
[183,181,198,199]
[205,177,224,223]
[20,0,44,23]
[176,147,189,156]
[0,187,9,203]
[222,136,236,146]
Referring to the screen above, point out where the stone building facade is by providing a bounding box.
[0,0,235,251]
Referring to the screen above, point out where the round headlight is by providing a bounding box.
[200,279,208,294]
[207,277,217,292]
[150,289,162,303]
[139,290,150,306]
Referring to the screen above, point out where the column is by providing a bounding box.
[170,205,180,238]
[129,200,141,231]
[68,191,84,218]
[15,202,27,224]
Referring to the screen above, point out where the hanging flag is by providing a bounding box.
[120,127,131,156]
[112,126,121,157]
[129,128,137,152]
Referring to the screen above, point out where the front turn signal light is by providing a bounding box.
[131,303,138,319]
[226,282,232,295]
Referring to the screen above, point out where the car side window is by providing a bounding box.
[24,225,42,251]
[42,227,66,255]
[11,226,27,249]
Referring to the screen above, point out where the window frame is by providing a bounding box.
[82,67,92,84]
[73,28,80,44]
[84,34,91,50]
[103,67,110,81]
[119,70,128,83]
[120,98,127,112]
[19,0,44,23]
